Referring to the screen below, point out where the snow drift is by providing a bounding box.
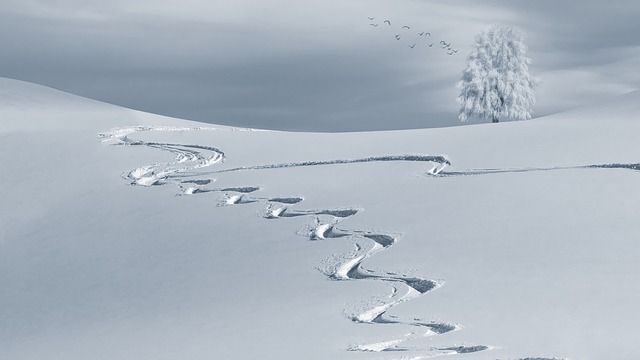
[2,77,640,360]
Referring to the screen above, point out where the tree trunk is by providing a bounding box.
[492,116,499,123]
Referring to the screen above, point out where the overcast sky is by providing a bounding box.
[1,0,639,131]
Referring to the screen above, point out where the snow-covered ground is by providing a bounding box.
[2,77,640,360]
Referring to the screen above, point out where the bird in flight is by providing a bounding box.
[427,43,434,47]
[395,34,401,40]
[425,32,431,37]
[440,40,452,49]
[369,23,379,27]
[368,16,375,20]
[402,25,411,29]
[418,32,425,36]
[409,44,416,48]
[384,19,391,26]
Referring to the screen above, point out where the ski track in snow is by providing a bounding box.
[434,163,640,177]
[98,126,226,186]
[99,125,577,359]
[202,155,451,175]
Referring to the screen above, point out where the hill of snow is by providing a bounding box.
[2,77,639,360]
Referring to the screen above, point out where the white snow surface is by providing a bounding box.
[2,77,640,360]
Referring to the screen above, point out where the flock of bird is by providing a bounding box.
[367,17,459,55]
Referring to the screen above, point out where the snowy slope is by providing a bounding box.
[2,77,640,360]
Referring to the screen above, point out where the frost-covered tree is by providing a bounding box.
[457,25,536,123]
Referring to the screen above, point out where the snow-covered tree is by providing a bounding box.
[457,25,536,123]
